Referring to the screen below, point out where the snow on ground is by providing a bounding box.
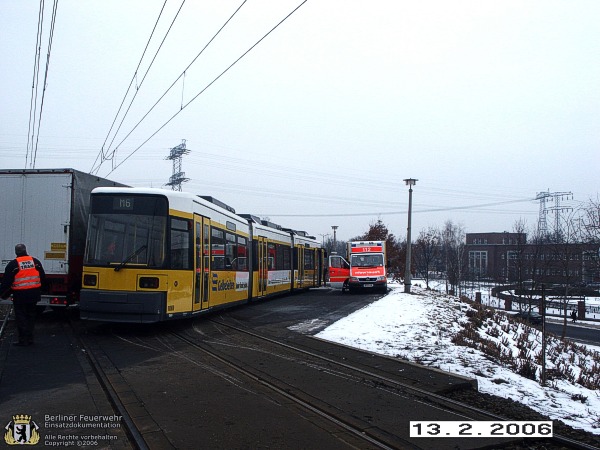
[311,282,600,435]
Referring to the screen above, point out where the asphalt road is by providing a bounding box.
[545,319,600,346]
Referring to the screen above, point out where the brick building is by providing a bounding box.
[465,232,599,285]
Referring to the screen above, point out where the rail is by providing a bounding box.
[0,304,12,339]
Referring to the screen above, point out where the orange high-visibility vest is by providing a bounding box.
[11,256,42,290]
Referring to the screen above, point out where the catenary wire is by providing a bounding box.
[0,138,543,218]
[182,151,537,202]
[184,178,537,214]
[31,0,59,169]
[90,0,170,175]
[103,0,187,171]
[105,0,308,177]
[257,198,536,218]
[92,0,248,175]
[25,0,46,169]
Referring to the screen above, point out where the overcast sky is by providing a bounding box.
[1,1,598,241]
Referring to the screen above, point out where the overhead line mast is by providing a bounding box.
[165,139,190,191]
[536,190,573,237]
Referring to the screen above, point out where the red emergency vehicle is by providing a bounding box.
[328,241,387,293]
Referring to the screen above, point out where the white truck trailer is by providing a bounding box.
[0,168,124,307]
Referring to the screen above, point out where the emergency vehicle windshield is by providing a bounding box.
[350,254,383,267]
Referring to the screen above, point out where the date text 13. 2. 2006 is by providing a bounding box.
[410,421,552,438]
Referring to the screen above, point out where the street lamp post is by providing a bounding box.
[318,233,329,248]
[404,179,417,293]
[331,226,338,251]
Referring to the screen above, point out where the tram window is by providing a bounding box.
[233,237,248,271]
[196,223,202,262]
[282,246,291,270]
[85,214,165,268]
[268,243,276,270]
[211,227,226,271]
[251,241,258,271]
[204,224,210,270]
[225,233,237,269]
[171,218,192,270]
[225,241,236,270]
[304,249,315,270]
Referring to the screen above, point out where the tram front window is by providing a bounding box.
[85,214,166,267]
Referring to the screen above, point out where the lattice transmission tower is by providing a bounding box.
[165,139,190,191]
[536,190,573,238]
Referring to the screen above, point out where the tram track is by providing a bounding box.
[74,335,150,450]
[67,318,170,450]
[167,322,513,449]
[0,303,12,339]
[168,329,401,450]
[204,316,600,450]
[63,313,600,449]
[72,318,389,449]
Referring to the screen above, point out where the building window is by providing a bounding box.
[469,251,488,277]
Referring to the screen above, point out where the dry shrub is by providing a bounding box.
[451,306,600,391]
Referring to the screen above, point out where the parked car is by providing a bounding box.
[514,310,543,325]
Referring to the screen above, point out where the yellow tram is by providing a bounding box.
[79,187,324,323]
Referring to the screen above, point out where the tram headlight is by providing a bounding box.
[83,274,97,287]
[139,277,159,289]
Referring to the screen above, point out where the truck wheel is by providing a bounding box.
[342,280,349,294]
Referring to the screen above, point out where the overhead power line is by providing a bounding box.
[90,0,172,175]
[25,0,45,168]
[102,0,188,172]
[105,0,308,177]
[26,0,59,169]
[92,0,249,176]
[259,198,535,218]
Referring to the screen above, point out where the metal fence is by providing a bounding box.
[494,292,600,316]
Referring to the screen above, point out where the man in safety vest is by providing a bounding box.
[0,244,46,346]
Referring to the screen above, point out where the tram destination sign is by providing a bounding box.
[113,197,134,211]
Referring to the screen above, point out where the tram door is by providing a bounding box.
[297,246,304,288]
[194,216,210,310]
[257,236,268,297]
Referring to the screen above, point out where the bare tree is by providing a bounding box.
[413,227,441,289]
[353,219,403,277]
[441,220,466,296]
[579,197,600,284]
[508,219,552,314]
[548,208,585,338]
[580,196,600,243]
[509,219,532,311]
[324,236,346,257]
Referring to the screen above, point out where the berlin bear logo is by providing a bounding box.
[4,415,40,446]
